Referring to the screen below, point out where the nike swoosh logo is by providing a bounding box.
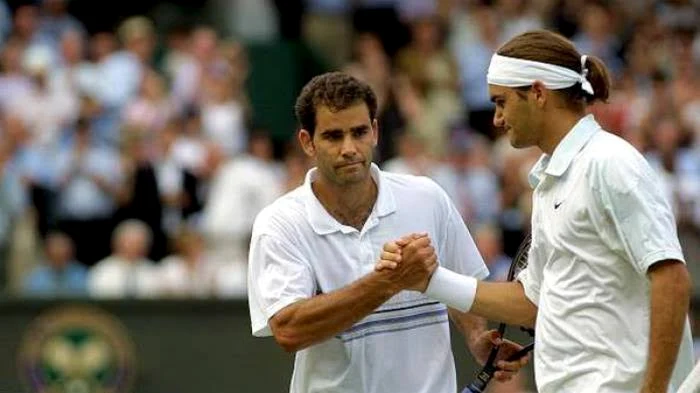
[554,201,563,209]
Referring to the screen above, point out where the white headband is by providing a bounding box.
[487,54,594,95]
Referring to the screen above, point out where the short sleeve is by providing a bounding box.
[516,259,540,306]
[591,148,685,274]
[435,184,490,280]
[248,233,316,337]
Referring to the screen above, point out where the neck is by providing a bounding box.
[539,110,586,155]
[312,175,378,230]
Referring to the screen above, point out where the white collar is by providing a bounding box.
[303,163,397,235]
[528,114,601,188]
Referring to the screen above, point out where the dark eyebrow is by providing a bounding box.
[320,128,343,136]
[350,125,369,133]
[490,95,503,103]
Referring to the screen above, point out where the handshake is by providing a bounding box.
[375,232,439,293]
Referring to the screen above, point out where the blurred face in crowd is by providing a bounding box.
[412,18,440,52]
[158,121,179,153]
[250,133,274,161]
[14,5,38,37]
[489,84,543,149]
[475,227,502,265]
[90,32,117,61]
[654,119,682,154]
[475,6,499,42]
[396,132,423,160]
[60,30,85,65]
[44,0,68,15]
[581,4,611,40]
[299,103,378,187]
[354,33,383,59]
[178,231,204,262]
[45,233,74,268]
[4,114,28,146]
[116,229,149,261]
[190,27,218,62]
[1,39,24,73]
[141,70,166,100]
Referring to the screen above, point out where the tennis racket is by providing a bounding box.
[461,233,535,393]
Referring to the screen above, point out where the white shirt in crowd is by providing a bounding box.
[248,164,488,393]
[87,256,160,298]
[518,114,694,393]
[158,255,248,298]
[202,154,282,264]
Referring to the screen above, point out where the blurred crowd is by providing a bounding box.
[0,0,699,308]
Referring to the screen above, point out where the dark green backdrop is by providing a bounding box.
[0,299,536,393]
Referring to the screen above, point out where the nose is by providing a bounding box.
[493,108,504,128]
[340,135,358,158]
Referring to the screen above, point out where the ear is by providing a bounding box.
[298,129,315,157]
[371,118,379,147]
[531,80,548,108]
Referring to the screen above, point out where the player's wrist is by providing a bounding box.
[373,269,403,297]
[424,267,477,312]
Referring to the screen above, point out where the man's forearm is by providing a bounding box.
[470,281,537,328]
[269,271,400,352]
[448,308,487,348]
[641,260,690,393]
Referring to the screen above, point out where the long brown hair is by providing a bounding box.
[497,30,612,107]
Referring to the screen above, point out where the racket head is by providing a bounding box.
[507,233,532,281]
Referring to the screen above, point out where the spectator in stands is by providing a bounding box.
[49,29,102,110]
[87,219,159,298]
[36,0,87,51]
[473,224,511,282]
[396,14,462,157]
[115,130,168,261]
[157,226,219,298]
[21,231,87,297]
[201,129,282,267]
[122,67,175,134]
[97,15,157,138]
[302,0,352,69]
[53,117,122,266]
[454,4,501,139]
[0,37,33,110]
[0,139,27,289]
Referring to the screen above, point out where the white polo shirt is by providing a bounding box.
[518,115,694,393]
[248,163,488,393]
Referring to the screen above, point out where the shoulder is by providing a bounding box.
[380,171,456,219]
[585,131,657,191]
[586,131,645,164]
[381,170,450,201]
[251,186,308,239]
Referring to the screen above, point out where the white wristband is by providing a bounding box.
[424,267,478,312]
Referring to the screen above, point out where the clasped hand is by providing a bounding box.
[374,232,437,293]
[375,233,530,383]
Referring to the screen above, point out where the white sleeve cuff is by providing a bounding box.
[424,267,477,312]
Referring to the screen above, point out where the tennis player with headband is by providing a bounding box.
[377,30,694,393]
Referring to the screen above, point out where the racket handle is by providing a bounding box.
[462,365,497,393]
[462,343,535,393]
[506,343,535,361]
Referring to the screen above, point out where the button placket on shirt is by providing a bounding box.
[359,216,380,275]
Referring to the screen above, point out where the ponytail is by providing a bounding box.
[583,55,611,104]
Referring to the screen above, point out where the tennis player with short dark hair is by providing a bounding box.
[379,30,694,393]
[247,72,528,393]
